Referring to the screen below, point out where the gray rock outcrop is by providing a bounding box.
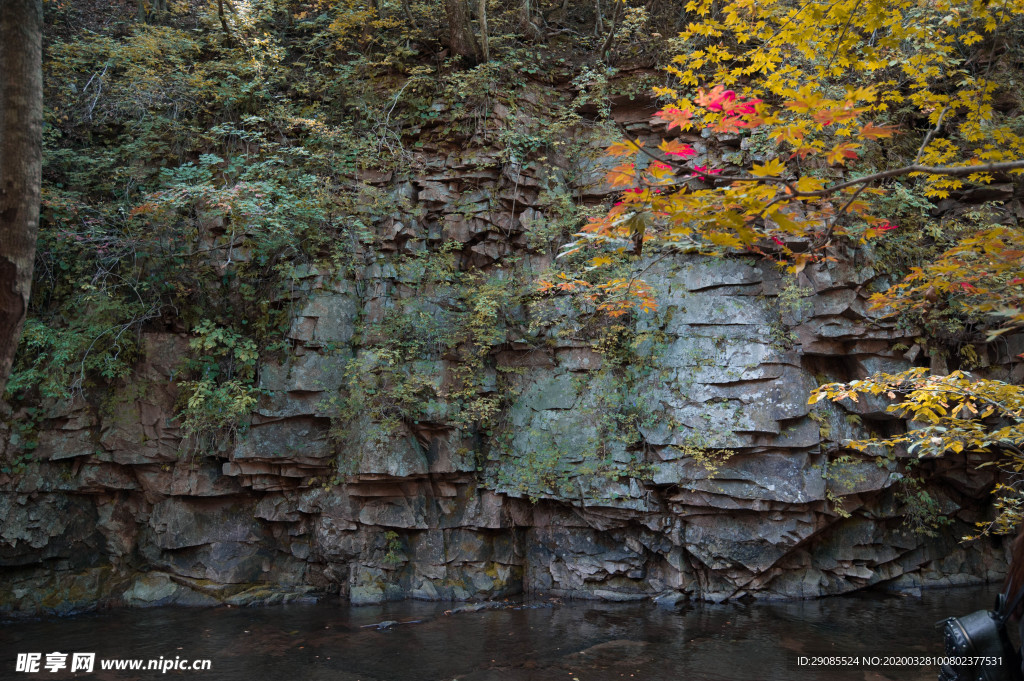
[1,87,1019,615]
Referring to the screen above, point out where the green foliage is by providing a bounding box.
[486,320,666,501]
[0,451,35,477]
[14,12,373,432]
[894,474,953,537]
[777,276,814,319]
[381,530,405,565]
[487,310,736,504]
[679,442,735,480]
[758,276,811,353]
[491,443,582,501]
[7,298,150,401]
[330,348,441,445]
[176,320,260,440]
[1,408,43,474]
[324,257,527,474]
[821,453,872,518]
[489,436,658,505]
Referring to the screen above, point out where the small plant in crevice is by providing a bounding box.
[175,319,261,446]
[0,452,34,478]
[820,453,870,518]
[893,473,952,537]
[323,258,530,475]
[759,274,811,353]
[382,530,405,565]
[777,276,814,319]
[678,440,736,479]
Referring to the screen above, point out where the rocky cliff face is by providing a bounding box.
[2,84,1020,615]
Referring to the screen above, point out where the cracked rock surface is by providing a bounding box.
[2,92,1020,615]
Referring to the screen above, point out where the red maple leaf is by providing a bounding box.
[659,139,697,158]
[689,164,722,178]
[696,85,737,112]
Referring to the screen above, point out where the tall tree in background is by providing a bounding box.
[0,0,43,396]
[443,0,478,60]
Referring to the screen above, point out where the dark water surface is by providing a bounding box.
[0,586,1002,680]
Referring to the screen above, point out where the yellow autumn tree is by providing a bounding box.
[540,0,1024,532]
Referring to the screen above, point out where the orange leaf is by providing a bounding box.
[773,125,806,146]
[654,107,694,131]
[789,145,818,160]
[860,122,897,140]
[695,85,736,112]
[607,163,637,188]
[710,116,743,134]
[647,162,675,181]
[658,139,697,158]
[607,139,644,157]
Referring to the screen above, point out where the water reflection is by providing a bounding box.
[0,586,998,680]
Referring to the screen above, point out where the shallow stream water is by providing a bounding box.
[0,585,1004,680]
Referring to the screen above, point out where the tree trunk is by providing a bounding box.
[137,0,168,23]
[401,0,416,30]
[478,0,489,62]
[0,0,43,396]
[519,0,543,42]
[443,0,478,60]
[218,0,231,39]
[600,0,623,61]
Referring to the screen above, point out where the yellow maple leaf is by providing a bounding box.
[706,232,744,249]
[794,176,825,194]
[752,158,787,177]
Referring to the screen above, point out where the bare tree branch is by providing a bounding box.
[615,122,1024,198]
[914,105,948,165]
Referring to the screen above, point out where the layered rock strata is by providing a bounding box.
[3,90,1021,615]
